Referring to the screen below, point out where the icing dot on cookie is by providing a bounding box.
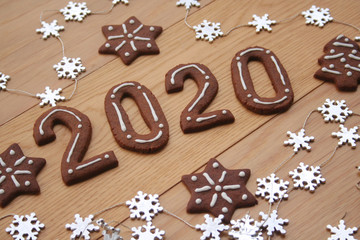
[187,116,191,121]
[347,71,353,76]
[111,94,116,99]
[239,171,246,177]
[108,26,113,31]
[205,76,210,80]
[215,185,222,191]
[345,64,350,68]
[285,88,290,93]
[345,38,349,42]
[6,168,12,173]
[159,123,164,128]
[191,176,197,181]
[266,50,271,54]
[222,207,228,213]
[213,162,219,168]
[68,169,73,174]
[147,43,152,48]
[78,124,82,129]
[28,160,33,165]
[127,33,133,39]
[125,52,130,57]
[329,64,335,69]
[9,150,15,155]
[127,135,132,139]
[0,189,4,194]
[195,198,202,204]
[105,43,111,48]
[104,154,109,159]
[247,94,252,98]
[129,19,135,24]
[330,49,335,54]
[242,194,248,200]
[25,181,30,186]
[236,57,240,61]
[341,58,346,62]
[352,50,357,54]
[222,110,227,115]
[150,26,155,31]
[137,86,142,89]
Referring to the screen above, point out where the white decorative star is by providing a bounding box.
[248,14,276,32]
[36,20,65,39]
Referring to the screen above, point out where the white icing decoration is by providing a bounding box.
[237,62,247,91]
[122,24,127,34]
[221,192,233,203]
[135,130,163,143]
[203,172,216,185]
[39,109,82,135]
[352,50,358,54]
[266,50,271,54]
[129,19,135,24]
[112,102,127,132]
[222,207,228,213]
[212,162,219,168]
[28,160,33,165]
[170,64,206,85]
[142,92,159,122]
[347,71,353,76]
[11,175,20,187]
[324,53,344,59]
[215,185,222,191]
[76,158,102,170]
[9,150,15,155]
[340,58,346,62]
[239,171,246,177]
[125,52,130,57]
[218,171,226,183]
[196,115,217,123]
[127,134,132,139]
[210,193,218,207]
[187,116,192,121]
[6,168,12,173]
[329,64,335,69]
[115,40,126,51]
[188,82,210,112]
[330,49,335,53]
[111,94,115,99]
[253,96,288,105]
[127,33,133,38]
[78,124,82,129]
[349,54,360,60]
[247,94,252,98]
[270,55,285,85]
[0,189,4,194]
[14,170,31,175]
[285,88,290,93]
[137,86,141,89]
[67,133,80,163]
[68,169,73,174]
[240,48,264,56]
[134,36,151,41]
[0,157,5,167]
[14,156,26,167]
[25,181,30,186]
[130,41,137,51]
[104,154,109,159]
[133,24,143,34]
[196,198,202,204]
[333,42,354,48]
[147,43,152,48]
[322,67,341,75]
[236,57,240,61]
[150,26,155,31]
[108,26,113,31]
[159,123,164,128]
[108,35,125,40]
[345,64,360,72]
[191,176,197,181]
[105,43,110,48]
[195,186,212,192]
[205,76,210,80]
[222,110,227,114]
[223,185,241,190]
[336,35,344,40]
[242,194,248,200]
[0,176,5,184]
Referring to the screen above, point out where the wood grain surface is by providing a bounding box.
[0,0,359,239]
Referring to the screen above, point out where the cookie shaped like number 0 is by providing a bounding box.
[33,106,118,185]
[231,47,294,114]
[105,81,169,153]
[165,63,235,133]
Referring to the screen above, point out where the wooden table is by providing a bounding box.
[0,0,359,239]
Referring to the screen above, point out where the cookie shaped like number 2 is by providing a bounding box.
[165,63,235,133]
[33,106,118,185]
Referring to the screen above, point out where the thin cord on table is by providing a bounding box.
[163,209,196,229]
[0,214,15,222]
[273,152,296,174]
[319,146,339,168]
[302,110,317,129]
[56,37,66,58]
[184,9,194,30]
[67,78,78,100]
[333,20,360,34]
[6,88,37,97]
[93,202,125,219]
[92,4,115,15]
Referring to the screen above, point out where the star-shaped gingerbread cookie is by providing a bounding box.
[182,158,257,223]
[99,16,162,65]
[0,143,46,207]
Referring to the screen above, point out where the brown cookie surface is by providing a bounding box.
[182,158,257,223]
[99,16,162,65]
[0,143,46,207]
[231,47,294,114]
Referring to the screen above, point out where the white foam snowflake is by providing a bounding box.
[126,191,163,222]
[259,210,288,236]
[176,0,200,9]
[36,86,65,107]
[53,57,86,79]
[248,14,276,33]
[112,0,129,5]
[196,214,229,240]
[229,214,263,240]
[103,230,123,240]
[193,20,223,42]
[289,162,325,192]
[256,173,289,204]
[6,212,45,240]
[284,129,315,153]
[131,222,165,240]
[0,71,10,90]
[318,99,353,123]
[66,214,99,240]
[60,1,91,22]
[302,5,333,28]
[327,220,358,240]
[332,125,360,148]
[36,20,64,39]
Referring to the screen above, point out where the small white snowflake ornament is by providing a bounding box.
[0,71,10,90]
[248,14,276,33]
[6,212,45,240]
[332,125,360,148]
[196,214,229,240]
[36,20,65,39]
[126,191,163,222]
[53,57,86,79]
[103,230,123,240]
[302,5,333,28]
[289,162,325,192]
[256,173,289,204]
[131,222,165,240]
[318,99,353,123]
[229,214,263,240]
[176,0,200,10]
[36,86,65,107]
[112,0,129,5]
[66,214,100,240]
[259,210,288,236]
[284,129,315,153]
[327,220,358,240]
[193,20,223,43]
[60,1,91,22]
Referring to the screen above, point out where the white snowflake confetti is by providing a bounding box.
[256,173,289,204]
[327,220,358,240]
[229,214,263,240]
[284,129,315,153]
[103,230,123,240]
[302,5,333,28]
[53,57,86,79]
[0,71,10,90]
[6,212,45,240]
[112,0,129,5]
[66,214,99,240]
[196,214,229,240]
[318,99,353,123]
[332,124,360,148]
[176,0,200,10]
[248,14,277,33]
[193,20,223,42]
[60,1,91,22]
[36,20,64,39]
[259,210,288,236]
[289,162,325,192]
[36,86,65,107]
[126,191,163,222]
[131,222,165,240]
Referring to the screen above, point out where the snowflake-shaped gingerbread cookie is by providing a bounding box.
[126,191,163,221]
[259,210,288,236]
[0,71,10,90]
[6,212,45,240]
[248,14,276,33]
[193,20,223,42]
[196,214,229,240]
[327,219,358,240]
[256,173,289,204]
[36,20,64,39]
[284,129,315,153]
[332,124,360,148]
[53,57,86,79]
[60,1,91,22]
[66,214,99,240]
[131,222,165,240]
[229,214,263,240]
[36,86,65,107]
[302,5,333,28]
[176,0,200,10]
[289,162,325,192]
[318,99,353,123]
